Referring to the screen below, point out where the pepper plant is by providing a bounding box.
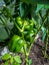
[0,0,49,65]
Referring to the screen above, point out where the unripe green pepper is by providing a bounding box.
[9,35,25,52]
[16,17,23,28]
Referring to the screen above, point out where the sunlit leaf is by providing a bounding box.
[10,57,14,64]
[4,61,8,65]
[14,56,22,63]
[2,53,11,60]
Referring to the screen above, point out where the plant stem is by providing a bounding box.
[14,22,22,32]
[28,16,47,55]
[21,22,29,65]
[44,29,48,58]
[25,55,29,65]
[25,15,47,65]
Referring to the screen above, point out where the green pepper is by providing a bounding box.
[23,20,30,31]
[29,20,36,28]
[16,17,23,28]
[9,35,26,52]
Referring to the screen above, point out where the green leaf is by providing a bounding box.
[10,57,14,64]
[36,4,49,13]
[0,15,13,42]
[36,4,44,13]
[19,2,29,17]
[0,27,9,42]
[2,53,11,60]
[7,0,16,15]
[4,61,8,65]
[41,27,47,42]
[29,59,32,65]
[12,62,20,65]
[19,2,25,17]
[21,0,49,4]
[14,56,22,63]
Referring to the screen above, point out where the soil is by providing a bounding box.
[21,38,49,65]
[29,42,49,65]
